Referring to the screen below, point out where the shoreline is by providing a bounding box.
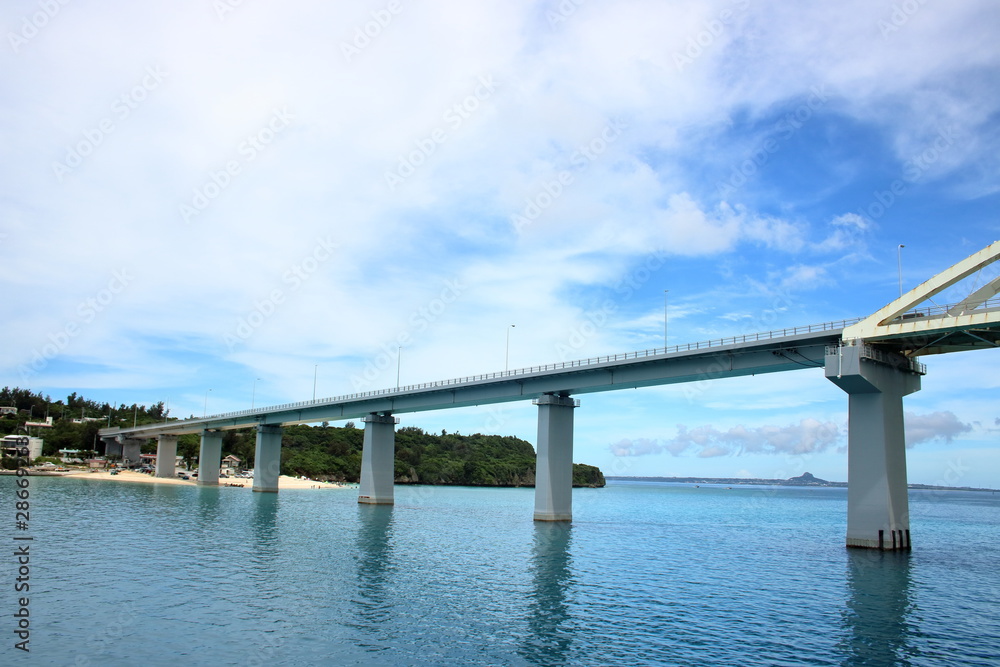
[3,468,356,490]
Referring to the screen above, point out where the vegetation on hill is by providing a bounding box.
[0,387,606,487]
[221,423,605,487]
[0,387,168,460]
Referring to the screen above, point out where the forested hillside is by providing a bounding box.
[0,387,167,457]
[224,423,605,487]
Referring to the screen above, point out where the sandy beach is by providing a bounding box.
[56,469,355,490]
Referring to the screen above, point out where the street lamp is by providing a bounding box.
[897,244,905,297]
[251,378,261,409]
[396,347,402,389]
[313,365,318,401]
[203,388,212,417]
[505,324,516,371]
[664,290,669,349]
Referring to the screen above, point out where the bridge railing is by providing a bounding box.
[826,342,928,375]
[888,295,1000,320]
[200,315,863,422]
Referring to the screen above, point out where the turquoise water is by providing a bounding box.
[2,477,998,666]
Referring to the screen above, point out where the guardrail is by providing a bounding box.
[197,315,863,422]
[890,295,1000,320]
[825,343,928,375]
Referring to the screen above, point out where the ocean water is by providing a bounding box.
[3,477,998,666]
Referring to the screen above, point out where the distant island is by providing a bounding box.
[608,472,997,493]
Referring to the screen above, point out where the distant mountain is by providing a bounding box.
[606,473,998,492]
[787,472,828,485]
[606,473,845,487]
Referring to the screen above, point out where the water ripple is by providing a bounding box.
[3,478,998,665]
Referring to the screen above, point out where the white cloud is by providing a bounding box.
[608,408,979,462]
[610,418,842,458]
[904,410,972,446]
[816,213,871,253]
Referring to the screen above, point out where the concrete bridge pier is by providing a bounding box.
[103,438,123,459]
[359,413,398,505]
[155,435,179,478]
[533,394,579,522]
[253,424,283,493]
[826,344,921,550]
[198,430,223,486]
[121,438,143,468]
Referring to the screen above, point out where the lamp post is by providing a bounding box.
[897,244,905,297]
[505,324,515,371]
[396,347,402,389]
[251,378,261,409]
[664,290,669,349]
[203,388,212,417]
[313,365,318,401]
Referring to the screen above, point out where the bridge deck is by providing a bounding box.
[101,318,858,439]
[100,292,1000,441]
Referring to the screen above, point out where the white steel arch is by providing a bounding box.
[842,240,1000,344]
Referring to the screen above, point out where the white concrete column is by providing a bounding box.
[253,424,283,493]
[155,435,179,478]
[121,439,143,468]
[826,344,921,550]
[104,438,123,459]
[533,394,579,522]
[198,430,224,486]
[358,413,398,505]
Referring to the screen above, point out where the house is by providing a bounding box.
[140,453,184,468]
[221,455,242,474]
[58,449,84,463]
[0,406,17,416]
[1,435,43,461]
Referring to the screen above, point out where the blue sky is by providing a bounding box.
[2,0,999,487]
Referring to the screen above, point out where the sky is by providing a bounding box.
[2,0,999,487]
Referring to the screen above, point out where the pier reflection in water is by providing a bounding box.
[839,549,914,665]
[519,522,576,665]
[351,504,397,638]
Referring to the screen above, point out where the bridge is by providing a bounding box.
[100,241,1000,549]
